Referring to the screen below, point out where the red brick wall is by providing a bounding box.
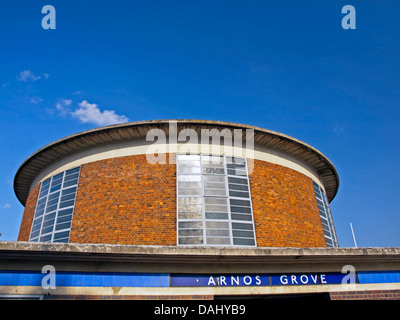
[17,183,40,241]
[249,159,326,247]
[330,290,400,300]
[69,154,177,245]
[18,154,327,247]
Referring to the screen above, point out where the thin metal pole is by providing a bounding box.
[350,222,358,248]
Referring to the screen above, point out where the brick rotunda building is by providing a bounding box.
[15,119,338,248]
[2,119,399,300]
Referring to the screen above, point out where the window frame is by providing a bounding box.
[29,167,80,243]
[176,154,257,247]
[313,181,339,247]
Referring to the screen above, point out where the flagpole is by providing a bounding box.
[350,222,358,248]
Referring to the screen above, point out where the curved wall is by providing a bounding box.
[18,153,326,247]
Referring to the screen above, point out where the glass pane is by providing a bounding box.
[232,222,253,230]
[229,190,250,198]
[55,221,72,231]
[62,186,77,195]
[178,166,202,174]
[178,188,202,196]
[206,229,230,237]
[57,208,73,217]
[228,183,249,191]
[204,198,227,205]
[39,234,52,242]
[203,175,225,183]
[205,212,228,219]
[60,192,76,202]
[178,181,201,189]
[232,230,254,238]
[233,238,255,246]
[207,237,230,245]
[179,221,203,229]
[228,177,248,185]
[178,212,202,219]
[230,206,252,214]
[56,214,72,224]
[204,189,226,196]
[206,221,229,229]
[203,167,225,175]
[178,197,202,205]
[227,168,247,176]
[53,231,70,240]
[205,204,228,213]
[231,213,252,221]
[59,200,75,208]
[66,167,80,175]
[178,237,203,245]
[202,155,223,164]
[178,229,203,237]
[178,204,202,212]
[178,175,202,182]
[63,179,79,188]
[177,154,200,161]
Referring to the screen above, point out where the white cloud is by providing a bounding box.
[30,96,44,104]
[17,70,42,82]
[70,100,129,126]
[0,203,11,209]
[55,99,129,126]
[55,99,73,116]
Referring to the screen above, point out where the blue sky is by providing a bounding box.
[0,1,399,247]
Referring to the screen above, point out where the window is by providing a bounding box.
[177,154,256,247]
[29,167,80,243]
[313,181,338,247]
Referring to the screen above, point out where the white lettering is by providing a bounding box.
[310,274,318,284]
[231,276,239,286]
[220,276,227,286]
[155,304,188,317]
[300,275,309,284]
[255,275,261,285]
[243,275,252,285]
[199,305,207,314]
[280,275,288,285]
[320,274,327,284]
[208,276,217,286]
[291,275,298,284]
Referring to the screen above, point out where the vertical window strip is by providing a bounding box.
[29,167,80,243]
[177,154,256,247]
[313,181,338,247]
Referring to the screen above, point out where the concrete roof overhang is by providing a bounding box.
[14,120,339,205]
[1,242,399,266]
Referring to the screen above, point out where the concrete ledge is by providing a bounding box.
[1,241,400,265]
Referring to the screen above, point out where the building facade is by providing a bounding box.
[2,120,399,300]
[15,120,338,249]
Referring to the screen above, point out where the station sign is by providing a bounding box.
[171,273,348,287]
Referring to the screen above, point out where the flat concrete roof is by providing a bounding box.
[1,241,399,265]
[14,120,339,205]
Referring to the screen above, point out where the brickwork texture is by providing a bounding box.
[330,290,400,300]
